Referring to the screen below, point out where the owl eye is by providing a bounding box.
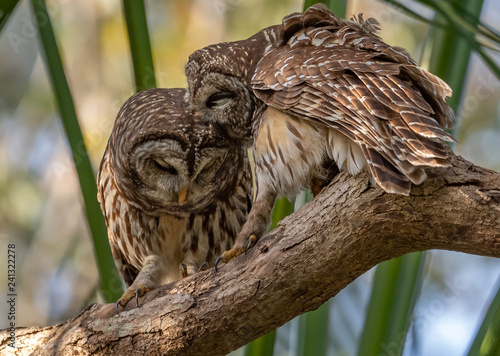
[198,159,217,176]
[205,91,235,109]
[153,160,178,175]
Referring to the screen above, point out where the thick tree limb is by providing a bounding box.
[2,153,500,355]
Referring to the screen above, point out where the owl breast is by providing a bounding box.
[254,106,367,198]
[99,152,250,284]
[254,107,327,197]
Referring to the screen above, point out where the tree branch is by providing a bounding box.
[2,152,500,355]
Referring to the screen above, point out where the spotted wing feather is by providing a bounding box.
[252,4,454,194]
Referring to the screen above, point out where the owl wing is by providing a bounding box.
[97,147,139,287]
[251,19,455,194]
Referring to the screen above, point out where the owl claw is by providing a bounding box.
[180,262,188,278]
[180,261,206,277]
[245,234,257,255]
[198,262,208,272]
[115,300,121,315]
[114,284,150,313]
[136,288,142,307]
[214,235,257,271]
[214,256,223,272]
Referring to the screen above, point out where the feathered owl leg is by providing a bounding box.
[115,255,166,312]
[311,159,341,196]
[215,186,277,270]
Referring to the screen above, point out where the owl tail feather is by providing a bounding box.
[361,145,412,195]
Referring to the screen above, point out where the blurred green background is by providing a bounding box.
[0,0,499,355]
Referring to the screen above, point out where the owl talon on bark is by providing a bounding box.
[114,300,121,315]
[245,234,257,255]
[215,248,244,272]
[180,261,207,278]
[135,288,142,307]
[115,284,151,313]
[197,262,208,272]
[214,256,223,272]
[180,262,188,278]
[214,237,256,271]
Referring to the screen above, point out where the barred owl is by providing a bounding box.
[97,88,251,309]
[185,4,455,266]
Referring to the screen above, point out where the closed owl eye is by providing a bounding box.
[205,91,235,109]
[152,160,178,175]
[198,159,218,178]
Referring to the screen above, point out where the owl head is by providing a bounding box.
[106,88,244,216]
[184,8,327,143]
[185,37,272,143]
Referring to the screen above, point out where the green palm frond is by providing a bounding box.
[358,253,426,356]
[468,279,500,356]
[380,0,500,79]
[122,0,156,91]
[0,0,19,32]
[30,0,122,303]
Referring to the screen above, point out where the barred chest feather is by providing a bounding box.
[254,106,366,198]
[98,158,249,284]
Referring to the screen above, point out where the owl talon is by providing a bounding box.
[245,234,257,255]
[214,256,223,272]
[136,288,142,307]
[114,284,150,312]
[198,261,208,272]
[180,262,188,278]
[214,243,250,271]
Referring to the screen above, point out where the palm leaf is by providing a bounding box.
[380,0,500,79]
[0,0,19,32]
[468,279,500,356]
[358,253,426,356]
[121,0,156,91]
[29,0,122,302]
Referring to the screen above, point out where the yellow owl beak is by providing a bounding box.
[178,185,189,204]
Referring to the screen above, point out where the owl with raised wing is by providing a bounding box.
[185,4,454,267]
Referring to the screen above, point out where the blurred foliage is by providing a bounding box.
[121,0,156,91]
[0,0,19,32]
[427,0,485,112]
[359,253,426,356]
[245,329,277,356]
[381,0,500,78]
[468,278,500,355]
[29,0,121,302]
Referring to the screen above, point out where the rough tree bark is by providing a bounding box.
[1,152,500,355]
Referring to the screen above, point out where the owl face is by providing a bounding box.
[108,88,241,215]
[128,134,228,210]
[186,46,263,143]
